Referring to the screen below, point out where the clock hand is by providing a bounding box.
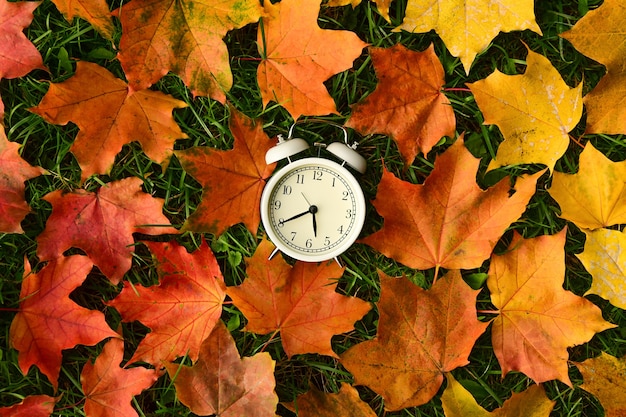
[280,209,311,224]
[310,205,318,237]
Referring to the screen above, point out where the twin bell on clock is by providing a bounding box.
[260,121,367,264]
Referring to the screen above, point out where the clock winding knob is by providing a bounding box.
[265,135,309,164]
[326,142,367,174]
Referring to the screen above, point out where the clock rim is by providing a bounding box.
[260,157,366,262]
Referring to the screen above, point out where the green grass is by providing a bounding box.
[1,0,625,416]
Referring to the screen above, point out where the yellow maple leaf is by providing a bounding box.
[575,353,626,417]
[576,228,626,310]
[467,47,583,172]
[548,143,626,230]
[560,0,626,134]
[442,373,555,417]
[395,0,541,73]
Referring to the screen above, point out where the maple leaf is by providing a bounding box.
[360,137,541,270]
[576,228,626,310]
[107,239,226,367]
[0,0,45,79]
[345,44,456,166]
[560,0,626,134]
[548,142,626,230]
[81,338,159,417]
[487,229,616,385]
[257,0,367,119]
[0,129,45,233]
[227,239,371,358]
[9,256,118,389]
[575,352,626,417]
[116,0,263,100]
[30,61,187,181]
[340,270,488,411]
[0,395,57,417]
[441,373,555,417]
[165,320,278,417]
[287,383,377,417]
[50,0,114,39]
[36,177,177,284]
[394,0,541,73]
[467,47,583,172]
[175,107,276,236]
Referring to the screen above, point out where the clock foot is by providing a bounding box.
[333,257,343,268]
[268,247,281,260]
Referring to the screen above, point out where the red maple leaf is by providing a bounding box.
[36,177,177,284]
[0,127,45,233]
[108,239,226,367]
[175,107,275,236]
[227,239,371,358]
[9,256,117,389]
[0,395,57,417]
[0,0,45,79]
[81,338,158,417]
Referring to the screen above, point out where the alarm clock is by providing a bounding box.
[260,121,367,263]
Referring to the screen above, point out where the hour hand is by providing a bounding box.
[310,205,318,237]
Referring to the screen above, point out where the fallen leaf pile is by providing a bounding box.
[1,0,625,416]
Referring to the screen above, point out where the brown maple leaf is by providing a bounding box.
[227,239,371,358]
[442,373,555,417]
[175,107,275,236]
[346,44,455,166]
[36,177,177,284]
[257,0,367,119]
[287,383,377,417]
[575,352,626,417]
[30,61,187,181]
[487,229,616,385]
[116,0,263,100]
[0,129,45,233]
[0,0,45,79]
[9,256,117,390]
[0,395,57,417]
[108,239,226,367]
[165,321,278,417]
[340,270,488,411]
[50,0,114,39]
[360,137,542,270]
[560,0,626,134]
[81,338,158,417]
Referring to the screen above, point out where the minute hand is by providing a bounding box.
[281,210,310,224]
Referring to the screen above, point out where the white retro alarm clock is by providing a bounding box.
[260,121,367,263]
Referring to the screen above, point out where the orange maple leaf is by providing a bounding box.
[360,137,542,270]
[116,0,263,100]
[560,0,626,134]
[81,338,158,417]
[0,0,45,79]
[346,44,455,166]
[340,270,488,411]
[165,321,278,417]
[0,395,57,417]
[487,229,616,385]
[227,239,371,358]
[287,383,377,417]
[0,129,45,233]
[575,352,626,417]
[9,256,117,390]
[108,239,226,367]
[36,177,177,284]
[49,0,114,39]
[30,61,187,181]
[175,107,275,236]
[257,0,367,119]
[442,373,555,417]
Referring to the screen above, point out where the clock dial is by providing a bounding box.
[261,158,366,262]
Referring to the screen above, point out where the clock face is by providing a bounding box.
[260,157,366,262]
